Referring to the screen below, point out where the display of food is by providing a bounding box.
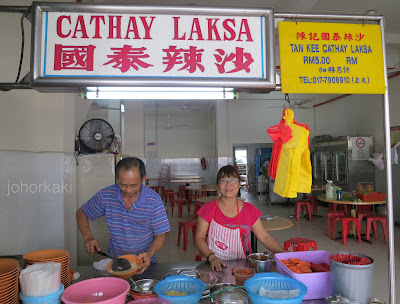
[330,253,372,265]
[280,257,330,273]
[165,290,187,296]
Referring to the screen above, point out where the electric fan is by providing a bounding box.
[78,119,115,153]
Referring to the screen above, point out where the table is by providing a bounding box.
[252,216,294,252]
[186,185,218,195]
[169,178,204,184]
[145,177,159,186]
[317,194,386,243]
[72,260,324,304]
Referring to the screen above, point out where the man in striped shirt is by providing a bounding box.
[76,157,170,274]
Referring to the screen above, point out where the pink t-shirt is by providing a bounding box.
[197,200,262,254]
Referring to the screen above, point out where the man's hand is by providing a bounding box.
[83,236,100,254]
[208,255,227,272]
[136,252,151,274]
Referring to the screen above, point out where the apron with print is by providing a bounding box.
[207,200,247,260]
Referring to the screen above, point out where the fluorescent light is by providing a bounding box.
[81,87,237,100]
[86,87,234,92]
[82,91,236,100]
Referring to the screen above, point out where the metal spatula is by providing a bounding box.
[96,250,131,272]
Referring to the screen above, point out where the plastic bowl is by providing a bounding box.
[154,275,206,304]
[244,273,307,304]
[61,277,130,304]
[106,255,143,279]
[127,298,172,304]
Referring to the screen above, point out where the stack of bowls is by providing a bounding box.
[0,258,20,304]
[23,249,70,288]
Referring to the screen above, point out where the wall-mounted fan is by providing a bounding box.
[78,119,115,153]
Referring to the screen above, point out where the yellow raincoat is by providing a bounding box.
[271,109,312,198]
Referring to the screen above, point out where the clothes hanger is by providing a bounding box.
[284,93,292,109]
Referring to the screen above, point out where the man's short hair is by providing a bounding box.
[115,157,146,179]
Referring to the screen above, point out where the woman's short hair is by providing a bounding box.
[216,165,240,184]
[115,157,146,179]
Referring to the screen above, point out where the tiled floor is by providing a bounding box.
[157,189,400,303]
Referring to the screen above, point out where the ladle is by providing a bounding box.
[130,278,144,293]
[96,250,132,272]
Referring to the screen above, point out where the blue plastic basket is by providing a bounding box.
[244,273,307,304]
[19,284,64,304]
[154,275,206,304]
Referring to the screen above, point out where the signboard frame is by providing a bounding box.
[30,2,276,92]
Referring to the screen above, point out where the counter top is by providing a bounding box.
[71,260,325,304]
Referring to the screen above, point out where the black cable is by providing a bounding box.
[15,6,32,83]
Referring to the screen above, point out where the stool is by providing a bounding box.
[189,194,202,205]
[162,188,174,205]
[177,220,197,251]
[284,237,317,252]
[193,200,204,219]
[331,216,361,245]
[294,201,312,221]
[357,211,376,231]
[365,215,388,243]
[326,211,346,237]
[329,203,348,215]
[195,253,203,261]
[306,195,318,214]
[178,185,186,199]
[169,192,190,217]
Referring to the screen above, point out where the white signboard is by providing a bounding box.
[351,137,371,160]
[41,13,264,78]
[31,4,275,91]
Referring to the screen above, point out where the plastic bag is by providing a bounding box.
[369,153,385,170]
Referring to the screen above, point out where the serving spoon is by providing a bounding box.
[96,250,131,272]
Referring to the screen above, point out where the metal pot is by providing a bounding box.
[247,253,273,273]
[210,286,248,304]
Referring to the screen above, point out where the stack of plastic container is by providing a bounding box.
[0,258,20,304]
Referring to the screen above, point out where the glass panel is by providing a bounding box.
[324,152,334,181]
[313,153,323,181]
[336,152,347,182]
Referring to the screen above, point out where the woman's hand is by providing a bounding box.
[208,255,227,272]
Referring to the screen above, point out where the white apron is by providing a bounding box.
[207,199,247,260]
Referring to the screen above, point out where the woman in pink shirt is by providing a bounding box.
[195,165,285,272]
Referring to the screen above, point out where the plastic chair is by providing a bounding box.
[365,215,388,243]
[283,237,317,251]
[294,201,312,221]
[326,211,346,237]
[177,220,197,251]
[193,200,204,219]
[168,192,190,217]
[178,185,186,199]
[306,195,318,214]
[331,216,361,245]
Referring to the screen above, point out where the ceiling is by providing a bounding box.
[80,0,400,112]
[81,0,400,38]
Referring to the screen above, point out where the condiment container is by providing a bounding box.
[336,189,342,201]
[356,184,364,194]
[247,253,273,273]
[365,184,373,193]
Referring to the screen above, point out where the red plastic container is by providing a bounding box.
[356,192,386,202]
[275,250,332,300]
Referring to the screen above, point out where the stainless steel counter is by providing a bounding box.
[71,260,325,304]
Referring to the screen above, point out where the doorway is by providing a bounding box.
[234,146,248,187]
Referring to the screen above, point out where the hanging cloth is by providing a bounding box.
[267,108,312,198]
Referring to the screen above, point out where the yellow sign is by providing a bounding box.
[278,21,385,94]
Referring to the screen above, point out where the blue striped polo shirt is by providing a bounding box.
[82,184,170,263]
